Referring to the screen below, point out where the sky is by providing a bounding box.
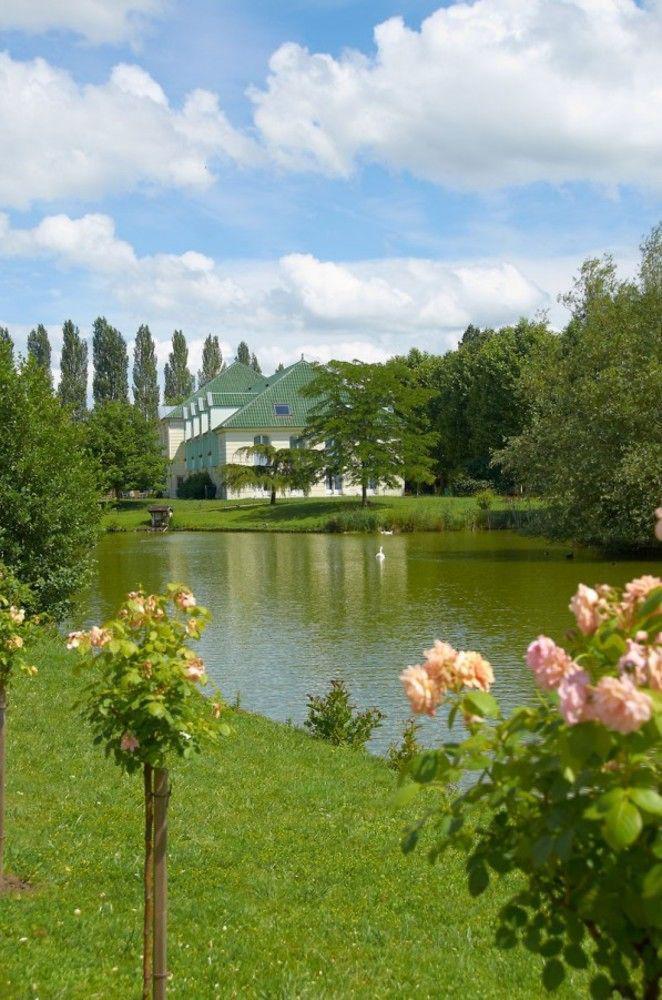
[0,0,660,380]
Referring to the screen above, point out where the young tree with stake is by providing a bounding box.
[68,586,228,998]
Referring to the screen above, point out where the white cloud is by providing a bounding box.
[0,212,551,369]
[0,0,166,45]
[251,0,662,190]
[0,53,261,208]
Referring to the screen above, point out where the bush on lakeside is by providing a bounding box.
[385,717,423,772]
[447,474,494,496]
[177,471,217,500]
[398,567,662,998]
[304,678,384,750]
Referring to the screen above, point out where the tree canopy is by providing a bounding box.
[303,360,436,505]
[27,324,52,385]
[164,330,193,405]
[58,319,88,420]
[222,444,323,504]
[496,225,662,548]
[0,344,99,617]
[85,402,166,498]
[132,324,160,422]
[92,317,129,406]
[198,335,223,387]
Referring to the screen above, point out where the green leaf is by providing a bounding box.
[401,828,419,854]
[629,787,662,816]
[146,701,166,718]
[462,691,499,719]
[409,751,440,784]
[542,958,565,992]
[642,864,662,900]
[468,862,489,897]
[602,800,642,850]
[391,782,421,809]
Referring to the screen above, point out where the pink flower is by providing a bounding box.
[569,584,601,635]
[558,669,593,725]
[592,676,652,734]
[618,640,649,685]
[525,636,574,690]
[400,664,442,716]
[5,634,23,651]
[8,606,25,625]
[422,640,458,687]
[647,647,662,690]
[174,589,196,611]
[184,656,205,682]
[623,575,661,609]
[120,732,140,752]
[88,626,112,648]
[454,650,494,692]
[185,618,200,637]
[66,630,86,650]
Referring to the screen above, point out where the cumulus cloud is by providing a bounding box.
[0,53,261,208]
[0,0,166,45]
[251,0,662,190]
[0,212,550,368]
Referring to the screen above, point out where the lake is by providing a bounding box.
[86,531,660,752]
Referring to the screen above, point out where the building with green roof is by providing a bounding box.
[159,358,403,500]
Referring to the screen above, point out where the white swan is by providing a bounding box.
[376,545,386,561]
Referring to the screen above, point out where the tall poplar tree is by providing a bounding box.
[27,324,52,385]
[198,334,223,387]
[163,329,193,405]
[250,352,262,374]
[92,317,129,406]
[132,324,160,421]
[0,328,12,361]
[236,340,250,365]
[58,319,88,420]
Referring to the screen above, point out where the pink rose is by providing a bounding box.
[8,606,25,625]
[592,676,652,734]
[175,589,197,611]
[618,640,649,685]
[569,584,601,635]
[558,669,592,725]
[454,650,494,692]
[647,647,662,690]
[422,640,458,688]
[88,626,112,648]
[525,636,574,690]
[622,575,661,609]
[400,664,442,716]
[5,634,23,651]
[184,657,205,682]
[66,630,86,650]
[120,732,140,752]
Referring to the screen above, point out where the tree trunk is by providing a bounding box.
[270,486,276,505]
[361,483,367,507]
[0,685,5,880]
[153,768,169,999]
[142,764,154,1000]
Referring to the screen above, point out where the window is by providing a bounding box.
[274,403,291,416]
[253,435,270,466]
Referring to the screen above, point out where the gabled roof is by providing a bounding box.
[208,392,254,408]
[219,359,319,429]
[162,361,268,421]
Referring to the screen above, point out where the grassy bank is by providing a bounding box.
[0,636,590,998]
[103,495,540,535]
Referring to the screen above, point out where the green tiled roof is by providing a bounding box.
[208,392,254,407]
[162,361,268,422]
[163,403,184,419]
[220,360,319,429]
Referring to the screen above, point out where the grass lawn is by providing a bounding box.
[0,636,590,998]
[102,494,538,535]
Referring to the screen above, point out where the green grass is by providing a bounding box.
[102,495,540,535]
[0,636,590,998]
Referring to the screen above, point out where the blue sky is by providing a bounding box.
[0,0,659,376]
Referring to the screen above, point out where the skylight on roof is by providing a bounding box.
[274,403,291,416]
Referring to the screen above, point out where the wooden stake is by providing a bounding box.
[0,685,6,880]
[142,764,154,1000]
[153,767,169,999]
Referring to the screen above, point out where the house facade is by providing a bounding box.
[159,359,404,500]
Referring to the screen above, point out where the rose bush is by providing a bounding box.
[397,574,661,998]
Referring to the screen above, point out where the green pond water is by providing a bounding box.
[87,531,660,752]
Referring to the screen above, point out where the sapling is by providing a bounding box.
[68,585,228,998]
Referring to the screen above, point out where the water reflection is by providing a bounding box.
[84,532,660,752]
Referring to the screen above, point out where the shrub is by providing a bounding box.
[304,679,384,749]
[475,488,496,511]
[177,472,217,500]
[448,474,492,496]
[386,718,423,771]
[396,573,662,999]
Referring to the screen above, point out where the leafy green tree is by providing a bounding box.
[303,360,436,505]
[0,344,99,617]
[85,402,166,498]
[58,319,88,420]
[276,362,285,372]
[132,324,159,422]
[496,226,662,548]
[27,324,52,385]
[250,352,261,374]
[222,443,323,504]
[0,328,12,361]
[164,330,193,405]
[92,317,129,406]
[198,335,223,387]
[236,341,250,365]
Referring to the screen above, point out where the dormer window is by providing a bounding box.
[274,403,291,416]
